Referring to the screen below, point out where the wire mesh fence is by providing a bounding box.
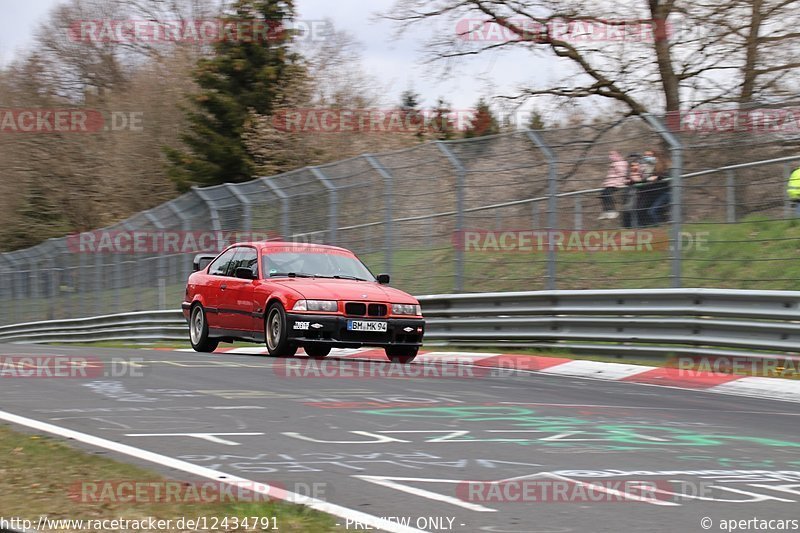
[0,114,798,325]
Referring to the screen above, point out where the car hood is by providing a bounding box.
[270,279,418,303]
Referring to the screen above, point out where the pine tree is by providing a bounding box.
[400,90,420,112]
[399,89,424,140]
[528,109,546,130]
[463,98,500,138]
[166,0,303,190]
[431,97,455,140]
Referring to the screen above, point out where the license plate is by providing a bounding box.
[347,320,388,333]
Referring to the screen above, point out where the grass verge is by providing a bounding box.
[0,426,339,532]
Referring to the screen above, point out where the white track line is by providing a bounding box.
[0,409,427,533]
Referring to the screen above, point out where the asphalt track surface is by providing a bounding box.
[1,344,799,533]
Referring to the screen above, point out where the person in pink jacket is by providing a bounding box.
[599,151,628,219]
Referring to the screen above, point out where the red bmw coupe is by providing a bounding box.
[182,242,425,363]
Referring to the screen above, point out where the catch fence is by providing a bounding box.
[0,114,798,325]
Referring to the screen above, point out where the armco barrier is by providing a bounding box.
[0,289,798,360]
[0,310,187,344]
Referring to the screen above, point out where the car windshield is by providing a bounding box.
[263,252,375,281]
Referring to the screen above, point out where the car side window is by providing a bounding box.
[230,247,258,278]
[208,249,238,277]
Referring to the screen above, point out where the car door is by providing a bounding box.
[204,248,238,330]
[217,246,258,334]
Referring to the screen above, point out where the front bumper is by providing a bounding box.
[286,313,425,348]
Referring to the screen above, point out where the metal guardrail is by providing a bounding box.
[0,289,798,360]
[0,310,187,344]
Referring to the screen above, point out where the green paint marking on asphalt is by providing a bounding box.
[359,406,800,451]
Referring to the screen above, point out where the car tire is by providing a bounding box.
[189,305,219,353]
[304,344,332,359]
[385,346,418,364]
[265,302,297,357]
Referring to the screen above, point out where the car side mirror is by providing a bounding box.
[193,254,217,272]
[235,267,257,280]
[377,273,391,285]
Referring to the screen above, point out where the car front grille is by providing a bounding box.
[345,302,387,317]
[368,303,388,317]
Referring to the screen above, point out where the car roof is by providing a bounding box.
[234,241,354,254]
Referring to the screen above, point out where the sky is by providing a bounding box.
[0,0,550,115]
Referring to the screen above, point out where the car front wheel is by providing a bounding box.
[265,303,298,357]
[189,305,219,353]
[385,346,418,364]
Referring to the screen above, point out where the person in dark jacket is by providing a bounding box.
[645,151,672,225]
[621,155,644,228]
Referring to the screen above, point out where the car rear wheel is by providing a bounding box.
[189,305,219,353]
[304,344,332,359]
[265,303,297,357]
[385,346,418,364]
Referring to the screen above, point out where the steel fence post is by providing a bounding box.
[51,267,60,319]
[436,142,466,293]
[364,155,394,277]
[111,260,121,314]
[192,187,223,231]
[74,244,86,317]
[0,255,17,324]
[94,251,104,316]
[29,269,37,320]
[310,167,338,246]
[118,221,139,313]
[262,177,291,241]
[13,251,30,321]
[167,199,195,283]
[525,130,558,290]
[226,183,252,233]
[574,196,583,230]
[642,114,684,288]
[726,170,737,223]
[52,254,62,320]
[145,212,168,310]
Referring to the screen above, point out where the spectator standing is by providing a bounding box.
[633,150,663,227]
[621,155,644,228]
[645,151,672,225]
[599,151,628,220]
[788,166,800,216]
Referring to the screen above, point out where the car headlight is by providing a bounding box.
[293,300,338,312]
[392,304,422,316]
